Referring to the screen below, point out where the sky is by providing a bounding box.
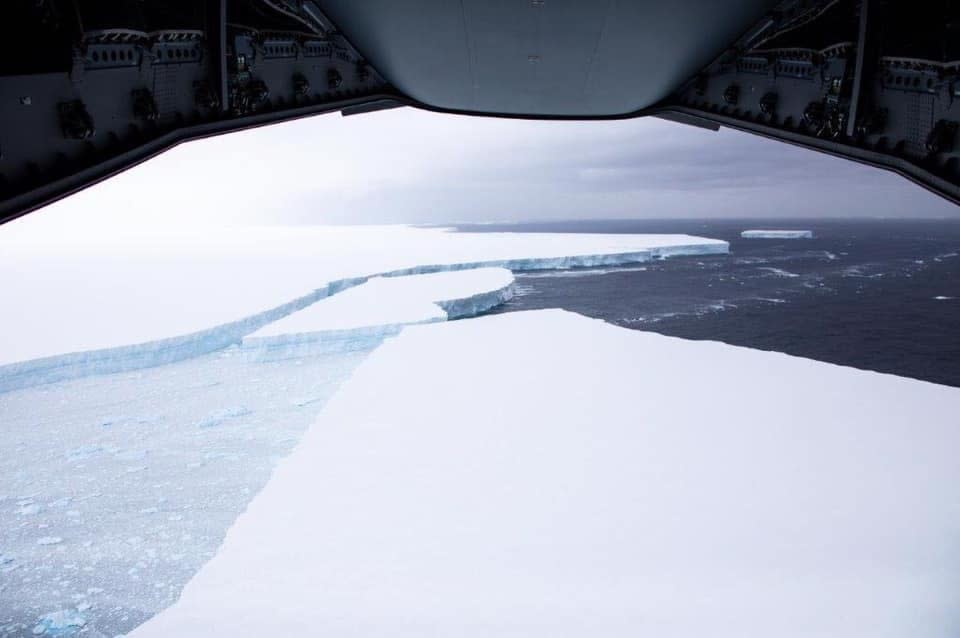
[6,106,959,235]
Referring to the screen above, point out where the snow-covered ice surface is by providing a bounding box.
[741,229,815,239]
[0,226,726,392]
[242,267,514,358]
[134,310,960,638]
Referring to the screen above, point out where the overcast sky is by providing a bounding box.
[8,106,958,234]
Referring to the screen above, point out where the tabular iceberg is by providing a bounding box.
[131,309,960,638]
[741,229,814,239]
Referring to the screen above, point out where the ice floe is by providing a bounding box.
[31,608,87,636]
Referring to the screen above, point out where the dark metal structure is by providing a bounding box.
[0,0,957,224]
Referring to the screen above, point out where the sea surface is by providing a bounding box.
[456,219,960,387]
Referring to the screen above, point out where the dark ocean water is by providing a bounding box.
[455,219,960,387]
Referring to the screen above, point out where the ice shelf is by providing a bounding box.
[741,229,814,239]
[132,309,960,638]
[0,227,727,392]
[240,268,515,359]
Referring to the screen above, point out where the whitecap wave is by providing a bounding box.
[757,267,801,278]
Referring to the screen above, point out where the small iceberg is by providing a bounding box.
[741,230,814,239]
[32,608,87,635]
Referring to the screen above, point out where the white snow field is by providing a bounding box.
[741,229,815,239]
[0,226,726,392]
[242,267,515,359]
[134,310,960,638]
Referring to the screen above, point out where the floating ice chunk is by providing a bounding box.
[195,406,252,428]
[32,609,87,636]
[934,295,954,300]
[741,229,814,239]
[18,503,42,516]
[36,537,63,546]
